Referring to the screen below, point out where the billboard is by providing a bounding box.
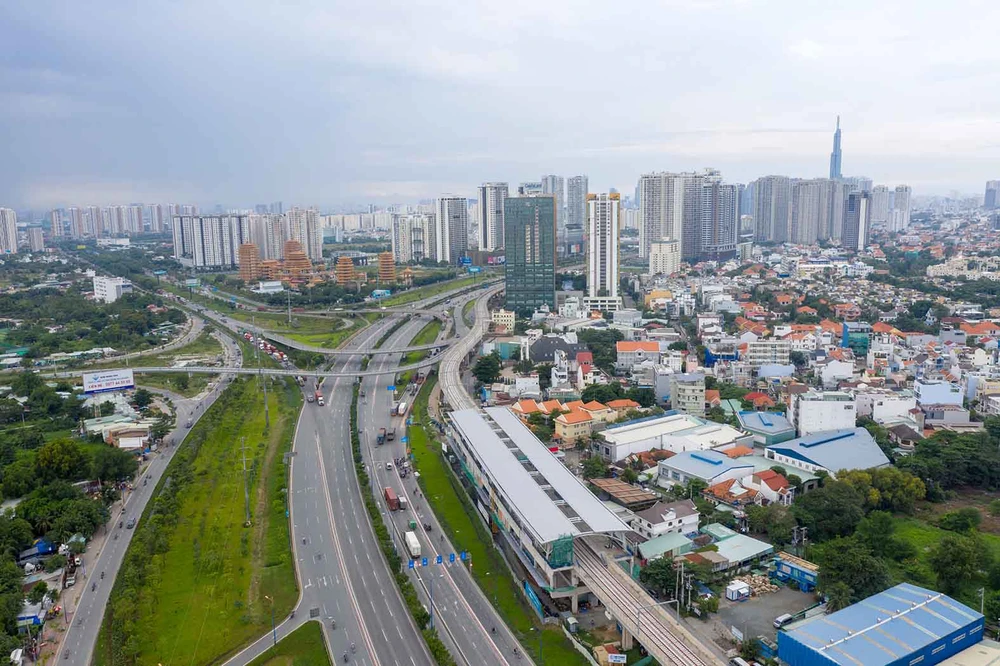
[83,369,135,394]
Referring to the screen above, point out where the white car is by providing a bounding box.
[385,462,393,470]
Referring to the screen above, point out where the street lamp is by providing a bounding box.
[529,627,544,664]
[264,595,276,646]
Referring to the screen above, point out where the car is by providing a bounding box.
[185,420,193,428]
[385,462,393,470]
[126,517,137,529]
[306,394,315,403]
[773,613,794,629]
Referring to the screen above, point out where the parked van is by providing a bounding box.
[773,613,794,629]
[729,658,750,666]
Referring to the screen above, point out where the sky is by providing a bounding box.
[2,0,999,210]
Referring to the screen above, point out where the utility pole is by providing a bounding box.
[240,437,251,525]
[287,290,292,325]
[256,321,270,428]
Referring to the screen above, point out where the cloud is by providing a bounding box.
[1,0,999,208]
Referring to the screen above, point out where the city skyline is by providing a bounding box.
[3,2,999,209]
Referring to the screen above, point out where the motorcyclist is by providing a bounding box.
[350,643,356,653]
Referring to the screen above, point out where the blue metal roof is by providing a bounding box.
[659,450,752,482]
[737,410,794,435]
[782,583,983,666]
[766,428,890,473]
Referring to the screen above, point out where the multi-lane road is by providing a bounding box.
[60,323,243,665]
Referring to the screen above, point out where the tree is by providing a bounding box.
[789,351,807,367]
[638,557,677,597]
[92,447,139,483]
[582,457,608,480]
[668,341,688,351]
[813,537,892,603]
[174,374,190,391]
[824,582,853,612]
[27,582,48,605]
[472,353,501,384]
[791,481,865,542]
[745,504,795,545]
[989,499,1000,517]
[35,439,88,483]
[929,533,986,594]
[132,388,154,409]
[581,384,623,405]
[938,507,982,533]
[621,468,639,484]
[99,401,116,417]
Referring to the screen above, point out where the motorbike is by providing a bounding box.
[101,571,105,579]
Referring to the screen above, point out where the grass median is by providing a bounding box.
[407,379,588,666]
[379,275,486,307]
[95,373,302,666]
[246,621,331,666]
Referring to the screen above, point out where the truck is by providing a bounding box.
[387,427,396,441]
[397,401,408,416]
[377,428,386,445]
[314,390,324,406]
[398,496,408,511]
[404,531,421,559]
[384,487,400,511]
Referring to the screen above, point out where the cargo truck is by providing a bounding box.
[315,390,324,406]
[397,401,408,416]
[384,487,400,511]
[405,531,421,559]
[398,496,408,511]
[377,428,386,445]
[387,427,396,441]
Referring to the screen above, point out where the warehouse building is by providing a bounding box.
[778,583,984,666]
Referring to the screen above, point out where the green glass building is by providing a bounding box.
[504,195,556,313]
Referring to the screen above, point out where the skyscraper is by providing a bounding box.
[824,180,851,241]
[391,214,432,264]
[286,207,322,261]
[147,204,166,233]
[50,209,64,237]
[870,185,891,225]
[566,175,588,254]
[892,185,912,231]
[986,181,1000,209]
[504,195,556,313]
[67,207,84,238]
[435,196,468,264]
[752,176,792,242]
[541,175,564,248]
[637,171,702,258]
[172,214,252,267]
[699,176,739,260]
[477,182,508,251]
[829,116,843,180]
[0,209,17,254]
[842,191,871,252]
[789,179,829,245]
[585,193,621,312]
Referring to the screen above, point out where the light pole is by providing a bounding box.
[529,627,543,664]
[264,595,276,646]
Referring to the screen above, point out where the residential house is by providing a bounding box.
[631,499,700,540]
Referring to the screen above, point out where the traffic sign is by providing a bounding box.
[401,436,408,443]
[408,560,415,569]
[449,553,456,563]
[421,557,428,567]
[460,552,467,561]
[436,554,443,565]
[387,385,396,392]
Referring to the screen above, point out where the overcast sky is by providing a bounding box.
[3,0,998,210]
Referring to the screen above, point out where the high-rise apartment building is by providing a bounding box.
[147,204,166,233]
[789,179,830,245]
[0,209,17,254]
[649,239,680,276]
[248,213,287,260]
[391,214,433,264]
[870,185,890,224]
[566,175,588,254]
[27,228,44,252]
[829,116,842,180]
[824,180,851,241]
[286,207,322,261]
[892,185,912,231]
[842,191,871,252]
[541,175,564,247]
[753,176,792,242]
[477,182,508,251]
[637,172,687,257]
[585,193,621,312]
[986,181,1000,210]
[172,214,251,268]
[50,209,64,237]
[67,208,84,238]
[126,205,144,234]
[435,196,469,264]
[699,176,739,260]
[503,195,556,313]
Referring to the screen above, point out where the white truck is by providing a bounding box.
[404,531,421,559]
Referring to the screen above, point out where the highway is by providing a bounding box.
[59,323,243,665]
[439,285,503,411]
[358,299,528,666]
[224,316,437,666]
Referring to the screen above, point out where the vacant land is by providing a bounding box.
[462,300,475,327]
[96,374,302,666]
[402,319,444,366]
[379,275,487,307]
[407,379,586,665]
